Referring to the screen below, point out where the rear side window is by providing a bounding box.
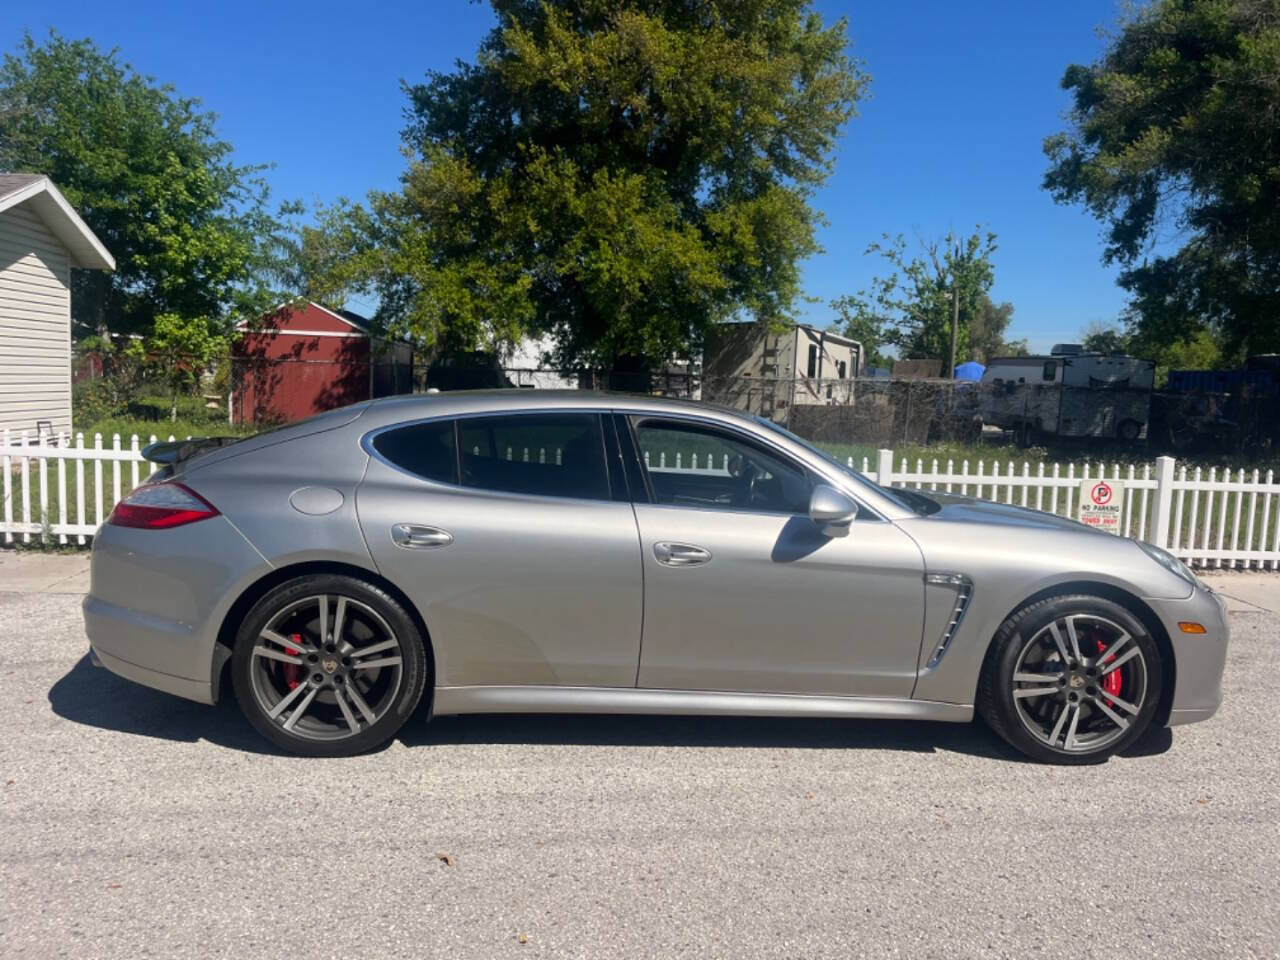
[371,420,458,484]
[458,414,610,500]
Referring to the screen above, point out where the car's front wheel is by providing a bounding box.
[978,594,1162,764]
[231,574,428,757]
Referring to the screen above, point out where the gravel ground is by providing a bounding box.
[1,591,1277,960]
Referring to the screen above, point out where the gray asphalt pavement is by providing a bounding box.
[1,588,1277,959]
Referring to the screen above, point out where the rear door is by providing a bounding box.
[623,414,926,699]
[356,411,644,689]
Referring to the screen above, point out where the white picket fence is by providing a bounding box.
[2,430,167,545]
[2,429,1279,570]
[860,449,1279,571]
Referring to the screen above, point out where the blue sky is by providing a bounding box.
[3,0,1130,352]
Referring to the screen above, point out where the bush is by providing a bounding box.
[71,377,122,427]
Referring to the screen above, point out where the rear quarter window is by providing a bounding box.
[371,420,458,484]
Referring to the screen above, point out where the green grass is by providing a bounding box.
[75,392,255,443]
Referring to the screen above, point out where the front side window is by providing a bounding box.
[458,413,610,500]
[371,419,458,484]
[632,418,813,514]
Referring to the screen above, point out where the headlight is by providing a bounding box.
[1135,540,1197,586]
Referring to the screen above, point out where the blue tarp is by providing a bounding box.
[954,361,985,381]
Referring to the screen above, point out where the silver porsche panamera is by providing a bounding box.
[83,391,1229,762]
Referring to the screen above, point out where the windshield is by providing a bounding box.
[752,416,921,513]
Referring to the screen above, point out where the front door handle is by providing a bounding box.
[653,541,712,567]
[391,523,453,549]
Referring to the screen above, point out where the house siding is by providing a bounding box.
[0,204,72,439]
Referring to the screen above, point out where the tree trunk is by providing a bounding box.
[171,381,179,423]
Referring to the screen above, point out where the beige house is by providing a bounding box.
[0,174,115,439]
[702,321,863,420]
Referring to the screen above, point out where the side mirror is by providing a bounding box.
[809,484,857,537]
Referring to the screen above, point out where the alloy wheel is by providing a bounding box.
[1010,613,1148,754]
[248,594,405,741]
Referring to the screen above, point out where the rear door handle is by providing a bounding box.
[653,541,712,567]
[391,523,453,549]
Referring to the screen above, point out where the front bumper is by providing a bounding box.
[1147,583,1230,726]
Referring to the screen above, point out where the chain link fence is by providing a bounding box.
[488,369,1278,454]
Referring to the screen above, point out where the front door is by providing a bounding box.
[626,415,926,699]
[356,412,643,689]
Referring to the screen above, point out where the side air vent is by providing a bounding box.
[924,573,973,668]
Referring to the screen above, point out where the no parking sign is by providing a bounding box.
[1078,478,1124,534]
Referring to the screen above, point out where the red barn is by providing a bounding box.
[231,301,413,426]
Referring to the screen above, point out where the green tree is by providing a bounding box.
[1043,0,1280,359]
[318,0,866,371]
[0,32,293,339]
[1080,323,1131,357]
[146,313,226,422]
[830,294,892,368]
[835,229,999,372]
[968,295,1020,363]
[1081,322,1222,386]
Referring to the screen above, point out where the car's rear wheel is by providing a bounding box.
[231,574,428,757]
[978,594,1162,764]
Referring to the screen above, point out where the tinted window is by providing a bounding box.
[633,419,812,514]
[372,420,457,484]
[459,414,610,500]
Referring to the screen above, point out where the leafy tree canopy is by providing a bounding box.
[1044,0,1280,358]
[316,0,867,369]
[833,229,1003,371]
[968,295,1023,364]
[1081,320,1222,386]
[0,31,294,339]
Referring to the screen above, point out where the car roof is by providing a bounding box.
[364,389,760,425]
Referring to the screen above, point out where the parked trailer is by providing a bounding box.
[980,348,1155,446]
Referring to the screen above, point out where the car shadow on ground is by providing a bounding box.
[50,654,1173,762]
[49,654,278,755]
[406,712,1173,761]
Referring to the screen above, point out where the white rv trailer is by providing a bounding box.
[980,345,1155,444]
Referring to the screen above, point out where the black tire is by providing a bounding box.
[1117,419,1142,442]
[231,574,428,757]
[978,594,1162,764]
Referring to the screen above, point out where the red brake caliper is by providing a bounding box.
[283,633,304,690]
[1097,640,1123,702]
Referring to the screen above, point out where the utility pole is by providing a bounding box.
[948,240,960,379]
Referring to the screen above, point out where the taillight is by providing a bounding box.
[107,482,220,529]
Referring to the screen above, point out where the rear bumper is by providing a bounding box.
[88,642,216,704]
[81,516,269,704]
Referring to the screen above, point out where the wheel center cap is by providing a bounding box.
[321,658,339,675]
[1069,673,1085,689]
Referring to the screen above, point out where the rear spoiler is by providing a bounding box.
[141,436,243,466]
